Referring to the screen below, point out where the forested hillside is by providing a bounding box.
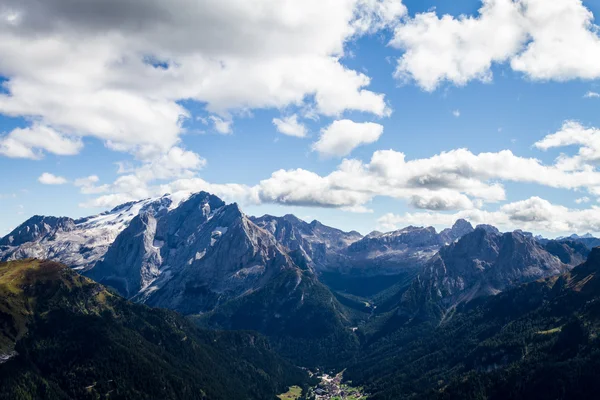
[346,248,600,399]
[0,259,307,400]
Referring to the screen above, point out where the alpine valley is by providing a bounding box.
[2,191,600,399]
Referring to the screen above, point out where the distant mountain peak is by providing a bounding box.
[365,230,383,238]
[403,227,574,319]
[452,218,472,230]
[440,219,474,243]
[0,215,75,247]
[282,214,303,223]
[475,224,501,235]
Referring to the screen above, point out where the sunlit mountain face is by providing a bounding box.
[2,1,600,399]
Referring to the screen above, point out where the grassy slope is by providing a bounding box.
[0,259,307,400]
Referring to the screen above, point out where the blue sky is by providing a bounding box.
[1,0,600,237]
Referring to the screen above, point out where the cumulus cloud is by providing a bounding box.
[38,173,67,185]
[391,0,600,90]
[80,193,141,209]
[0,0,401,160]
[409,191,476,211]
[312,119,383,157]
[0,124,82,159]
[77,120,600,216]
[585,91,600,98]
[575,196,591,204]
[209,116,233,135]
[76,146,206,207]
[378,196,600,234]
[257,167,373,208]
[272,114,307,138]
[391,0,526,90]
[82,177,259,209]
[510,0,600,81]
[74,175,110,194]
[249,123,600,212]
[534,120,600,170]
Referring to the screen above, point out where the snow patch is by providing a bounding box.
[0,351,17,364]
[202,202,211,217]
[230,265,265,279]
[213,226,229,235]
[210,227,228,246]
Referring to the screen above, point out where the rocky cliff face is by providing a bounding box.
[0,201,153,270]
[440,219,475,244]
[0,192,302,315]
[336,219,474,276]
[401,228,580,319]
[80,192,303,315]
[251,214,362,270]
[0,216,75,247]
[140,202,299,314]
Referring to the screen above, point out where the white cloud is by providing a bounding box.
[534,120,600,170]
[258,167,373,208]
[74,175,99,187]
[0,124,83,159]
[584,91,600,98]
[134,147,206,181]
[209,116,233,135]
[38,172,67,185]
[510,0,600,81]
[251,122,600,211]
[391,0,600,90]
[391,0,526,90]
[78,120,600,215]
[74,175,110,194]
[378,196,600,234]
[273,114,307,138]
[80,193,140,209]
[575,196,591,204]
[74,117,600,226]
[312,119,383,157]
[0,0,401,159]
[76,146,206,206]
[452,109,461,117]
[410,191,476,210]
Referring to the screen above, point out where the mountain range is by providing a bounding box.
[2,190,600,399]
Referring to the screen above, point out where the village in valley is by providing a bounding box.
[278,370,368,400]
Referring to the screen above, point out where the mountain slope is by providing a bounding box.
[0,200,158,271]
[138,201,300,315]
[0,192,363,368]
[346,248,600,399]
[0,259,307,400]
[319,220,475,298]
[251,214,362,271]
[197,267,360,367]
[400,228,582,321]
[1,192,313,318]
